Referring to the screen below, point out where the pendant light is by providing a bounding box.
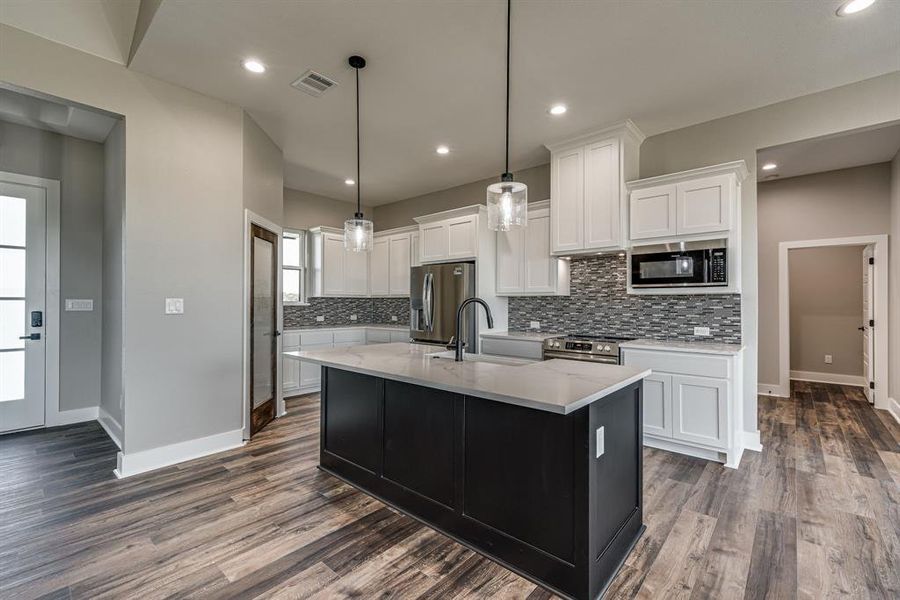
[344,55,374,252]
[486,0,527,232]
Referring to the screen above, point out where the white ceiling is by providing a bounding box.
[0,87,120,142]
[0,0,140,65]
[4,1,899,205]
[757,122,900,181]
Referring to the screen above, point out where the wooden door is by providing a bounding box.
[862,245,874,403]
[250,223,278,436]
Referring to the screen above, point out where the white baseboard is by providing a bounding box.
[114,429,245,479]
[887,397,900,425]
[45,405,99,427]
[757,383,789,398]
[789,370,866,387]
[97,406,123,449]
[743,430,763,452]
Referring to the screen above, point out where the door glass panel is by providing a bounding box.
[0,300,25,349]
[0,195,26,247]
[0,351,24,402]
[0,248,26,297]
[252,237,274,407]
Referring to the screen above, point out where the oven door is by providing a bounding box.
[630,250,709,288]
[542,350,619,364]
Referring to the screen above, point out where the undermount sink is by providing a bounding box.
[426,350,533,366]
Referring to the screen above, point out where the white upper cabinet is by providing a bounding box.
[627,163,746,243]
[368,228,415,297]
[547,121,643,255]
[388,233,411,295]
[410,231,421,267]
[496,201,569,296]
[414,205,485,264]
[369,237,391,296]
[308,227,369,297]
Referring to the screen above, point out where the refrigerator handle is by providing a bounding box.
[422,272,434,331]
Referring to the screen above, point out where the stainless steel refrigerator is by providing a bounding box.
[410,262,476,348]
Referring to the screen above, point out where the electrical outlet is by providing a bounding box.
[595,426,605,458]
[824,354,833,364]
[694,326,711,337]
[164,298,184,314]
[530,321,541,330]
[391,315,398,322]
[316,315,325,322]
[350,314,358,321]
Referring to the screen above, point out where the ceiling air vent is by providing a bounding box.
[291,70,337,97]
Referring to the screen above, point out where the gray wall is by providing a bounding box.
[756,164,891,385]
[789,246,865,376]
[283,187,371,230]
[892,150,900,405]
[242,112,283,225]
[640,70,900,428]
[2,24,246,454]
[373,163,550,229]
[102,119,125,428]
[0,119,104,412]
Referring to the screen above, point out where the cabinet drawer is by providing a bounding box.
[481,337,543,360]
[283,331,301,349]
[300,330,333,345]
[622,348,729,379]
[333,329,366,344]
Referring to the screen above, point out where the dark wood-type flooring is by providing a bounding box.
[1,381,898,599]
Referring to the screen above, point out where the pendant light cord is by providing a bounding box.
[355,66,362,218]
[504,0,511,177]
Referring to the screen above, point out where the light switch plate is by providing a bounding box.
[350,314,358,321]
[530,321,541,330]
[316,315,325,322]
[693,326,711,337]
[596,426,605,458]
[65,299,93,311]
[165,298,184,315]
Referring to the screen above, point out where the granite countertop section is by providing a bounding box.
[479,330,561,342]
[285,342,650,415]
[619,339,745,355]
[285,323,408,332]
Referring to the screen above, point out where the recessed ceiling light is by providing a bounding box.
[242,59,266,74]
[836,0,875,16]
[761,162,778,171]
[549,104,567,116]
[344,178,355,185]
[436,145,450,155]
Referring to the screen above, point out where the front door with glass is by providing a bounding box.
[1,181,47,433]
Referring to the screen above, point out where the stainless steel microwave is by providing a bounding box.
[630,247,727,288]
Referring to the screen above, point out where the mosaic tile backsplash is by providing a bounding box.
[284,297,409,328]
[508,255,742,343]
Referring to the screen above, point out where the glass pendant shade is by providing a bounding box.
[486,180,527,231]
[344,216,374,252]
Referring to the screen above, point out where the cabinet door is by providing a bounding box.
[366,329,392,344]
[282,357,300,395]
[496,226,524,294]
[389,330,409,343]
[298,342,331,389]
[420,223,448,262]
[671,375,728,449]
[389,234,411,295]
[410,231,421,267]
[584,138,621,249]
[524,210,555,293]
[642,373,672,438]
[344,246,369,296]
[369,237,390,296]
[447,215,478,259]
[676,174,733,236]
[322,234,345,295]
[551,146,584,253]
[629,185,677,240]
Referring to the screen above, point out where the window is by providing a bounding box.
[282,229,307,304]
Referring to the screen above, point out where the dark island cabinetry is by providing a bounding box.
[319,366,644,600]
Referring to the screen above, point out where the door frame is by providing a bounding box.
[242,210,283,440]
[0,171,60,429]
[778,234,889,409]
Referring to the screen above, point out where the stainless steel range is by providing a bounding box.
[542,335,634,364]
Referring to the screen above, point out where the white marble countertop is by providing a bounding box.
[285,342,650,414]
[619,338,745,356]
[479,330,560,342]
[285,324,408,332]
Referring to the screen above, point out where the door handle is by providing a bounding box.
[858,326,866,331]
[422,272,434,331]
[19,333,41,341]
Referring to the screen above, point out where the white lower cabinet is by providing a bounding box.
[622,346,744,468]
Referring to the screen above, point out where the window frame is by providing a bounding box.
[282,228,308,306]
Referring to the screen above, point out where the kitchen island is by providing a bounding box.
[285,343,650,600]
